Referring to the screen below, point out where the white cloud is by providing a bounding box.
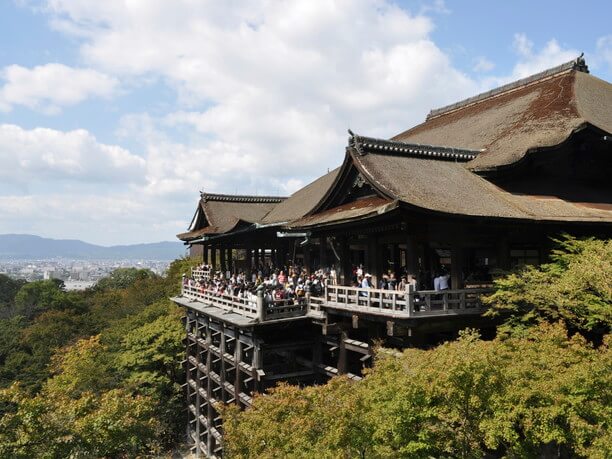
[0,63,118,113]
[473,56,495,73]
[39,0,478,189]
[510,33,578,78]
[596,35,612,71]
[4,2,595,244]
[0,124,145,185]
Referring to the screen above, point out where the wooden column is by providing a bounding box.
[391,243,400,278]
[339,237,351,285]
[451,243,465,289]
[319,237,327,270]
[254,248,260,272]
[245,248,253,272]
[366,236,381,286]
[405,235,418,277]
[220,247,227,274]
[337,331,348,375]
[210,247,217,271]
[226,248,233,274]
[497,236,510,271]
[202,244,209,264]
[234,338,242,405]
[303,246,311,274]
[205,320,214,456]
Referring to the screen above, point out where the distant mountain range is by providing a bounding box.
[0,234,187,260]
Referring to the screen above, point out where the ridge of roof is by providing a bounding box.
[200,192,286,203]
[348,131,482,162]
[427,55,589,120]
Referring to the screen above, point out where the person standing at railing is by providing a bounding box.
[438,271,450,291]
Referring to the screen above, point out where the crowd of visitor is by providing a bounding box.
[184,262,335,306]
[184,259,458,311]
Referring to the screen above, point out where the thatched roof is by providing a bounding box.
[393,58,612,171]
[178,58,612,240]
[261,168,341,225]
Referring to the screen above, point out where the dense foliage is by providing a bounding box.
[224,324,611,458]
[0,236,610,458]
[224,236,611,458]
[484,236,612,340]
[0,258,197,457]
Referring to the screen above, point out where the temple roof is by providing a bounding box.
[350,145,612,222]
[393,57,612,171]
[179,58,612,241]
[177,193,286,241]
[261,168,341,225]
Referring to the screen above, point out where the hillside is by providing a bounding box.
[0,234,186,260]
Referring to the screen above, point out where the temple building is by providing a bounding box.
[173,57,612,457]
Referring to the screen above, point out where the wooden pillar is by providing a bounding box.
[219,323,226,403]
[303,246,311,274]
[245,248,253,272]
[339,237,351,286]
[205,321,213,456]
[319,237,327,269]
[254,248,260,272]
[226,248,233,274]
[220,247,227,274]
[337,331,348,375]
[391,243,400,278]
[451,243,465,289]
[210,247,217,271]
[202,244,208,264]
[405,235,419,275]
[366,236,380,286]
[497,236,510,271]
[234,338,242,404]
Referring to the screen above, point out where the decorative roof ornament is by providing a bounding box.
[199,192,286,203]
[348,133,482,162]
[352,173,367,189]
[348,128,364,155]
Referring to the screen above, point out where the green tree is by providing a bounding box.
[13,279,83,320]
[223,324,611,458]
[0,275,26,318]
[95,267,156,291]
[484,236,612,339]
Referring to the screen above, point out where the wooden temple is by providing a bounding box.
[172,57,612,457]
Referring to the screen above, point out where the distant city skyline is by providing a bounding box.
[1,1,611,245]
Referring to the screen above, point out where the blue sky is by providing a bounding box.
[0,0,611,245]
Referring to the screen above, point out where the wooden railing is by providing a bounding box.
[192,267,212,281]
[181,284,307,321]
[322,284,493,318]
[181,280,492,321]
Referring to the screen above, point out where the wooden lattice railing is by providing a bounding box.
[181,284,307,321]
[322,284,493,317]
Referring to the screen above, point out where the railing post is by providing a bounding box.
[406,284,414,317]
[443,292,449,312]
[256,288,265,322]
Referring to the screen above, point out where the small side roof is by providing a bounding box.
[177,193,286,241]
